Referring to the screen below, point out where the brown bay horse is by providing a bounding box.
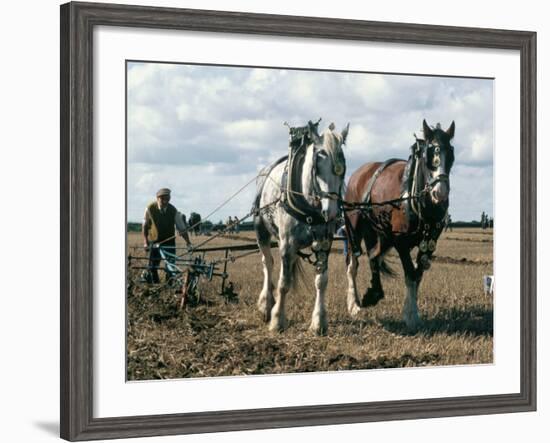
[344,120,455,329]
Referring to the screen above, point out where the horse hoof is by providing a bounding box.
[404,314,421,331]
[257,295,274,323]
[269,322,285,333]
[309,315,328,336]
[309,322,328,336]
[348,303,361,317]
[258,302,272,322]
[362,288,384,307]
[269,313,286,332]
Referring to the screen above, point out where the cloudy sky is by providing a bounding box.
[127,61,493,224]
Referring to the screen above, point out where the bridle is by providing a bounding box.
[310,148,346,205]
[277,120,347,271]
[425,140,452,190]
[412,136,453,206]
[283,120,346,225]
[403,135,454,269]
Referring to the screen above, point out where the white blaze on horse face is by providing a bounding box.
[314,151,343,222]
[302,127,347,223]
[431,178,449,203]
[430,150,449,203]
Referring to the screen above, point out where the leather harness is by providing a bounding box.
[361,158,404,205]
[255,121,334,226]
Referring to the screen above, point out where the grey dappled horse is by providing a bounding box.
[253,121,349,335]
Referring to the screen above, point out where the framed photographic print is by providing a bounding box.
[60,1,536,441]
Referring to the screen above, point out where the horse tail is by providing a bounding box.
[291,256,314,293]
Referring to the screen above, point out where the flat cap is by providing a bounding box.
[156,188,171,198]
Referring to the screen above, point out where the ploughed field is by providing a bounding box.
[127,227,493,380]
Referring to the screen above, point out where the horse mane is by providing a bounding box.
[321,127,343,157]
[318,127,342,169]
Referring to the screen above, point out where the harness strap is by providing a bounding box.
[361,158,403,204]
[253,155,288,214]
[281,167,326,225]
[280,134,328,225]
[343,158,403,256]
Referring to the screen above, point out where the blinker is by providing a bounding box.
[432,146,441,167]
[333,162,345,176]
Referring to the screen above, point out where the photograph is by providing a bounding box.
[56,1,538,441]
[125,61,495,381]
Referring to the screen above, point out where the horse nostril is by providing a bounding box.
[433,191,448,203]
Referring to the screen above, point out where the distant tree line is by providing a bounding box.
[126,219,256,233]
[128,219,488,233]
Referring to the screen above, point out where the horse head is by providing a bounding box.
[422,119,455,204]
[305,122,349,223]
[286,118,321,151]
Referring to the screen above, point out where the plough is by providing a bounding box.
[127,240,278,308]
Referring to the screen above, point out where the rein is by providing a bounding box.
[283,136,326,225]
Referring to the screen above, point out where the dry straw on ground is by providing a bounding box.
[127,228,493,380]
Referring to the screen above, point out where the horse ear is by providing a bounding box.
[341,123,350,144]
[423,119,434,140]
[308,120,322,144]
[446,121,455,139]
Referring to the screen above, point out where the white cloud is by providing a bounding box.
[470,132,493,163]
[129,105,162,132]
[126,62,494,222]
[222,119,279,150]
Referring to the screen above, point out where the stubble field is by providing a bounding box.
[126,227,493,380]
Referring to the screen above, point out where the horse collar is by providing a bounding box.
[281,132,327,226]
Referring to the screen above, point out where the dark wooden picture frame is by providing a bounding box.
[60,1,537,441]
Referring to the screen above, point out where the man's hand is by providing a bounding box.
[144,240,156,250]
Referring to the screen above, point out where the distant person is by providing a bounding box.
[481,211,487,230]
[444,213,453,232]
[142,188,192,283]
[233,215,240,233]
[225,216,233,233]
[188,212,202,235]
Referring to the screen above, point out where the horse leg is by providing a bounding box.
[346,254,361,316]
[362,233,386,307]
[270,244,294,332]
[256,221,275,322]
[396,245,421,330]
[257,243,275,322]
[310,258,330,335]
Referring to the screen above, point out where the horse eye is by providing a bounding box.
[434,147,440,154]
